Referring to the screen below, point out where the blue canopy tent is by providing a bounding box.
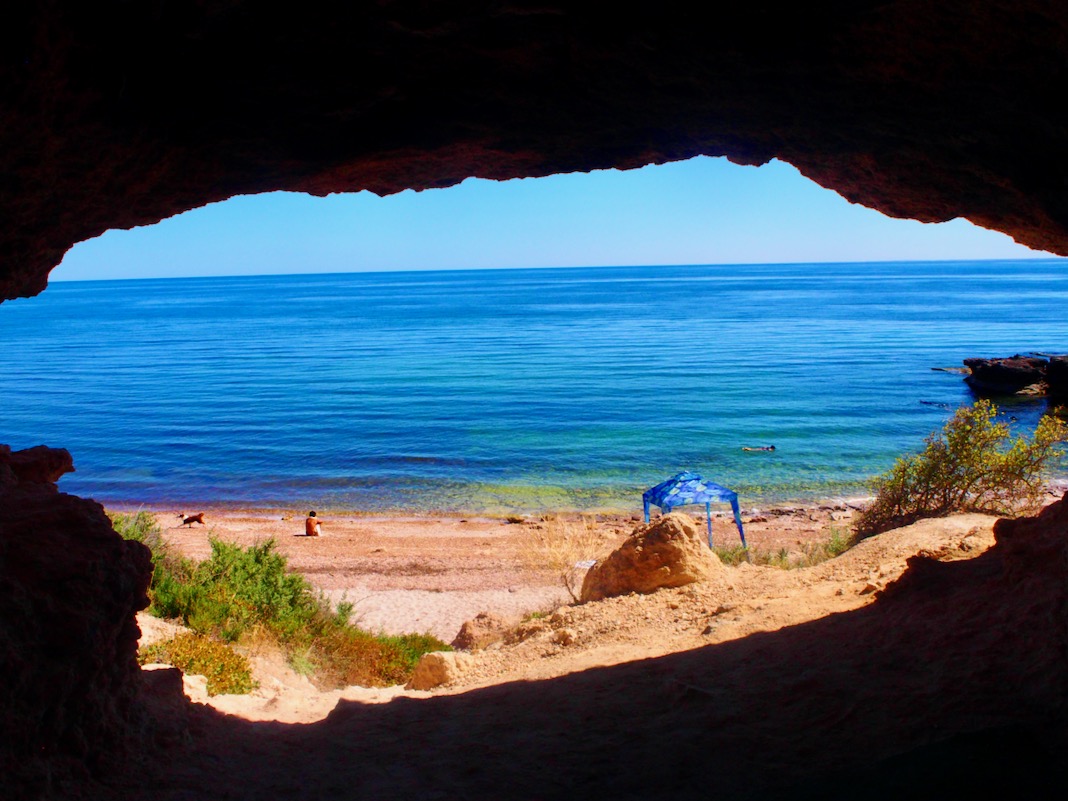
[643,471,747,548]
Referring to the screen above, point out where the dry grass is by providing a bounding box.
[712,527,855,569]
[518,515,612,602]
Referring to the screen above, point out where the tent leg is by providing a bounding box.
[730,500,747,550]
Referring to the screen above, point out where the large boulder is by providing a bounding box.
[580,513,722,603]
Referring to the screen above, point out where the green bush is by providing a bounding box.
[109,509,160,546]
[110,510,198,619]
[803,527,854,563]
[181,539,321,643]
[112,512,449,688]
[139,633,255,696]
[854,400,1066,539]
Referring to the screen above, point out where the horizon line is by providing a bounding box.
[48,255,1067,285]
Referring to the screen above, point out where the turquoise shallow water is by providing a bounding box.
[1,260,1066,512]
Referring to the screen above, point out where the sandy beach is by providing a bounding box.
[133,495,893,722]
[118,483,1068,801]
[144,500,862,642]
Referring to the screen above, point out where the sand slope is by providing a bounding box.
[110,501,1068,799]
[139,511,998,721]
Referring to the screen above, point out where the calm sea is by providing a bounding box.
[2,260,1066,513]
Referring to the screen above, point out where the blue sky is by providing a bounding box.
[52,157,1051,281]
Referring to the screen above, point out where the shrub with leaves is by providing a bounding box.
[855,400,1066,539]
[139,633,255,696]
[112,512,448,688]
[181,538,322,642]
[110,510,198,619]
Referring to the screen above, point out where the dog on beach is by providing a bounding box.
[178,512,205,527]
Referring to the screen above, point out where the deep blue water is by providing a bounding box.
[2,260,1066,513]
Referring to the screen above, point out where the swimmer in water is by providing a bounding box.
[742,445,776,452]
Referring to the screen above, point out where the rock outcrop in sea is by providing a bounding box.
[962,354,1068,399]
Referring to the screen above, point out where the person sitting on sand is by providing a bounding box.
[742,445,776,452]
[305,511,322,537]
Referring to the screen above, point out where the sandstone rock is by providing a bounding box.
[0,448,15,487]
[580,513,723,603]
[405,651,475,691]
[0,443,74,486]
[138,666,191,748]
[504,619,549,645]
[451,611,510,651]
[552,628,576,646]
[0,445,152,798]
[0,442,74,487]
[6,5,1068,304]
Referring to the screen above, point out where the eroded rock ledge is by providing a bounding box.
[0,445,151,798]
[4,1,1068,301]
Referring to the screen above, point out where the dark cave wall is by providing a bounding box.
[3,1,1068,301]
[3,1,1068,796]
[0,446,151,798]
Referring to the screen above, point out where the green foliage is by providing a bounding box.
[112,512,448,689]
[139,633,255,696]
[710,544,751,567]
[855,400,1067,539]
[181,538,321,642]
[389,632,451,671]
[288,648,317,676]
[110,510,160,545]
[111,511,198,619]
[812,527,854,561]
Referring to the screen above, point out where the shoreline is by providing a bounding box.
[104,490,880,520]
[133,505,1023,733]
[127,481,1068,642]
[129,497,873,643]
